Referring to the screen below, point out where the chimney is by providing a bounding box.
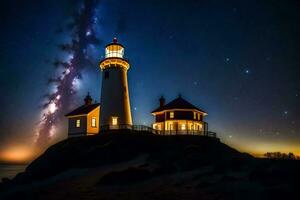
[159,96,165,108]
[84,92,93,106]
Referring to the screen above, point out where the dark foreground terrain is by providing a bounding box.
[1,131,299,200]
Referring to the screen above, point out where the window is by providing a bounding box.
[91,117,96,127]
[105,45,124,58]
[170,112,174,119]
[112,117,118,125]
[169,123,173,130]
[194,112,197,120]
[198,124,202,130]
[197,113,200,120]
[157,124,161,130]
[76,119,80,127]
[104,71,109,79]
[181,124,186,130]
[190,124,194,130]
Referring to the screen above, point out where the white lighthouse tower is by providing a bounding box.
[99,38,133,127]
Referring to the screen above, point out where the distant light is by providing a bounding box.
[245,69,250,74]
[134,107,137,111]
[284,111,288,115]
[72,78,81,89]
[48,102,57,114]
[56,95,61,100]
[68,54,74,61]
[226,58,230,62]
[65,68,71,75]
[86,30,91,36]
[229,135,233,138]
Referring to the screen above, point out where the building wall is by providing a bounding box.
[68,116,87,136]
[155,113,165,122]
[164,110,203,121]
[87,106,100,135]
[153,120,204,132]
[100,65,132,126]
[165,120,203,131]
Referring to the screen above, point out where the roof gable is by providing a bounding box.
[65,103,100,117]
[151,97,206,113]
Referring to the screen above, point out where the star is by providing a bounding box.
[86,30,91,36]
[225,58,230,62]
[283,111,288,115]
[245,69,250,74]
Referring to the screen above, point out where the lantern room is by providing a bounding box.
[100,38,130,71]
[105,38,124,58]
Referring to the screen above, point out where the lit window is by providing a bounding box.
[169,123,173,130]
[181,124,186,130]
[194,112,197,119]
[197,113,200,120]
[157,124,161,130]
[112,117,118,125]
[91,117,96,127]
[190,124,193,130]
[76,119,80,127]
[105,45,124,58]
[170,112,174,118]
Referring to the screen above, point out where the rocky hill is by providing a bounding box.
[1,131,299,200]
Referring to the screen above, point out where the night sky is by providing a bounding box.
[0,0,299,161]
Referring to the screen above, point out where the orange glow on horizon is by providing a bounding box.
[224,140,300,158]
[0,145,35,163]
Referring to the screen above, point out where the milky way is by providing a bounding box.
[36,0,100,147]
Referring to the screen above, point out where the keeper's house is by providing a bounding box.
[152,95,208,134]
[65,93,100,137]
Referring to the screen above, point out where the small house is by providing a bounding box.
[151,95,207,134]
[65,94,100,137]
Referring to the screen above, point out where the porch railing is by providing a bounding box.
[99,124,217,138]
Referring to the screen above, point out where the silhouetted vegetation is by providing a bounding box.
[264,152,300,160]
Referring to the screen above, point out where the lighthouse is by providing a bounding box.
[99,38,133,127]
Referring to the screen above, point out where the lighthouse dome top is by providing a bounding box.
[105,37,124,58]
